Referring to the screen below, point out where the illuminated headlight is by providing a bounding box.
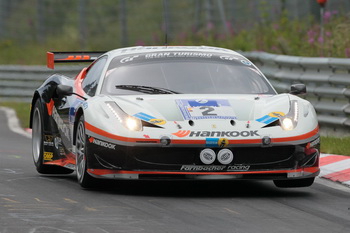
[125,117,141,131]
[281,118,294,130]
[105,101,142,131]
[280,100,299,131]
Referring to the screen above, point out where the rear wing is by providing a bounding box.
[47,51,106,69]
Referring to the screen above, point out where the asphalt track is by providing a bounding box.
[0,108,349,233]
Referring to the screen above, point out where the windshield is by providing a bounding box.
[101,52,276,95]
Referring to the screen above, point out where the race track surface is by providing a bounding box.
[0,109,349,233]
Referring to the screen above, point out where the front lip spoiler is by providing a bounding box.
[87,167,320,180]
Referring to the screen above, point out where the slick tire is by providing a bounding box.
[76,115,97,188]
[32,99,73,174]
[273,177,315,188]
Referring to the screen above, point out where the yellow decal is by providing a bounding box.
[218,138,229,148]
[149,119,166,125]
[268,112,285,118]
[44,152,53,161]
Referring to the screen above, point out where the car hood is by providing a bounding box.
[107,94,291,123]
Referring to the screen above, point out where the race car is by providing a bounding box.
[29,46,320,188]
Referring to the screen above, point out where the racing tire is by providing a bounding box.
[76,115,97,188]
[32,99,73,174]
[273,177,315,188]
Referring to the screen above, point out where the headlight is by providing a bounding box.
[105,101,142,131]
[281,118,294,130]
[280,100,299,131]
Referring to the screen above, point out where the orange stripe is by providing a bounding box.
[46,99,54,116]
[58,55,91,61]
[85,121,160,143]
[88,167,319,176]
[85,122,319,146]
[272,126,319,143]
[74,68,87,97]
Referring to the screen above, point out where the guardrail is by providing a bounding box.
[0,52,349,135]
[0,65,83,102]
[242,51,350,135]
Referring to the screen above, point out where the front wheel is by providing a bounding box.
[75,115,97,188]
[273,177,315,188]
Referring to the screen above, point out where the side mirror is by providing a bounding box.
[56,84,73,97]
[290,84,306,95]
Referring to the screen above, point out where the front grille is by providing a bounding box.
[130,146,296,166]
[232,146,295,165]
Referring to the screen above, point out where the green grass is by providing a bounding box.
[0,102,31,129]
[1,102,349,156]
[320,136,350,156]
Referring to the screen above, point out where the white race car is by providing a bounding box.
[30,46,320,188]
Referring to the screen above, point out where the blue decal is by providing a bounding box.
[206,138,219,147]
[133,112,156,121]
[256,115,278,124]
[188,100,219,107]
[241,60,251,66]
[176,99,237,120]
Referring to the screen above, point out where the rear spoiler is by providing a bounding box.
[47,51,106,69]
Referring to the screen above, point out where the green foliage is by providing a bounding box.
[0,3,349,63]
[320,136,350,156]
[0,102,31,128]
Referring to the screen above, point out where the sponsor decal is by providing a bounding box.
[59,147,65,156]
[227,165,250,171]
[133,112,166,126]
[268,112,285,118]
[83,102,88,110]
[309,137,320,148]
[220,55,239,61]
[149,119,166,125]
[44,135,54,147]
[256,112,285,125]
[120,55,139,63]
[206,138,219,147]
[143,135,150,139]
[44,152,53,161]
[145,52,212,59]
[172,130,191,137]
[179,164,250,172]
[180,165,226,171]
[52,107,71,141]
[176,99,237,120]
[173,130,259,138]
[189,130,259,137]
[89,137,116,150]
[205,138,229,147]
[218,138,229,147]
[240,60,252,66]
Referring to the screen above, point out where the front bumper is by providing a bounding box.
[86,137,320,180]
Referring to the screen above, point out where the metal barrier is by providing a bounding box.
[0,65,83,102]
[1,52,349,135]
[242,51,350,135]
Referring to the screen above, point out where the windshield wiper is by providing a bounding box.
[115,85,180,94]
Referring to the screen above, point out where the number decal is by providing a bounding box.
[200,106,217,116]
